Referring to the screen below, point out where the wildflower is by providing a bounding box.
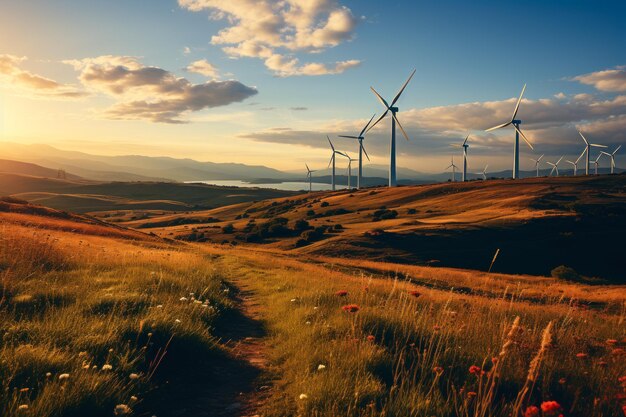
[156,305,163,308]
[317,364,326,371]
[290,298,297,302]
[78,351,87,358]
[102,364,113,371]
[612,348,625,356]
[299,393,308,400]
[129,373,139,380]
[175,319,181,323]
[469,365,482,375]
[491,357,499,365]
[433,366,444,375]
[335,290,348,297]
[467,391,477,398]
[130,396,138,402]
[114,404,132,415]
[18,405,29,411]
[622,405,626,417]
[58,373,70,381]
[341,304,360,313]
[20,388,29,393]
[524,406,540,417]
[366,335,375,342]
[575,352,588,359]
[597,360,608,368]
[558,377,566,384]
[305,321,311,325]
[179,297,188,301]
[45,372,51,378]
[607,339,618,345]
[540,401,562,416]
[408,290,421,298]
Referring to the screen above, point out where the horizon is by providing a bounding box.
[1,0,625,174]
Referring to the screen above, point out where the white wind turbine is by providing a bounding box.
[338,113,376,189]
[367,69,416,187]
[327,137,347,191]
[577,131,607,175]
[451,134,470,181]
[601,145,621,174]
[446,157,458,182]
[593,153,603,175]
[485,84,534,179]
[547,156,563,176]
[343,153,359,189]
[530,154,544,177]
[564,159,577,176]
[305,163,316,192]
[480,164,489,180]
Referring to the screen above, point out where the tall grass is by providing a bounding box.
[215,250,626,417]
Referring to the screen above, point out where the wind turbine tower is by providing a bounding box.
[485,84,534,179]
[367,70,416,187]
[530,155,544,177]
[578,131,607,175]
[327,137,347,191]
[338,113,375,189]
[446,157,458,182]
[305,163,316,192]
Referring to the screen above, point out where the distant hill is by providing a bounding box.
[128,174,626,282]
[0,159,83,180]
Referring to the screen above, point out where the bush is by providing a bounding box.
[293,219,312,232]
[320,201,330,207]
[372,209,398,221]
[222,223,235,234]
[407,208,417,214]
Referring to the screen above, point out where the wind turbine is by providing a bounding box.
[530,155,544,177]
[485,84,534,179]
[593,153,603,175]
[446,157,458,182]
[451,134,470,181]
[547,156,563,177]
[338,113,375,189]
[564,159,577,176]
[480,164,489,180]
[327,137,347,191]
[578,131,607,175]
[367,69,416,187]
[601,145,621,174]
[343,153,359,189]
[305,163,316,192]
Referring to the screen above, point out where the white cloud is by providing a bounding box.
[66,55,257,123]
[0,54,86,98]
[573,66,626,92]
[186,59,220,78]
[178,0,360,76]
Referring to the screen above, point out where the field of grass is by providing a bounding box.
[1,198,624,416]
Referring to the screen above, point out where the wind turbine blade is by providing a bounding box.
[590,143,607,148]
[538,154,544,161]
[327,136,335,151]
[462,134,469,147]
[361,143,371,161]
[485,121,511,132]
[578,131,589,145]
[327,155,333,169]
[366,110,389,133]
[600,151,611,157]
[390,69,416,107]
[613,145,622,155]
[338,135,359,139]
[556,156,563,165]
[360,113,377,137]
[392,113,410,141]
[446,164,453,169]
[370,86,391,110]
[511,83,526,121]
[513,124,534,150]
[305,163,310,172]
[566,160,575,165]
[530,158,538,163]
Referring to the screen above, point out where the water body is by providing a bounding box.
[188,180,348,192]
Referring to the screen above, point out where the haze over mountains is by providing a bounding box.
[1,142,622,185]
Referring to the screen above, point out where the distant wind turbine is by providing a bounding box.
[343,153,359,189]
[564,159,577,176]
[327,137,347,191]
[305,163,316,192]
[446,157,458,182]
[578,131,607,175]
[600,145,621,174]
[367,69,416,187]
[530,154,544,177]
[593,153,603,175]
[485,84,534,179]
[451,134,470,181]
[338,113,375,189]
[547,156,564,177]
[480,164,488,180]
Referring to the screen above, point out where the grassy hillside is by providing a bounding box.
[127,175,626,282]
[1,199,624,417]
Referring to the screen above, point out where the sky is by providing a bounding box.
[1,0,625,173]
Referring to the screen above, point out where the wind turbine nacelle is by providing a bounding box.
[512,119,522,125]
[390,106,399,113]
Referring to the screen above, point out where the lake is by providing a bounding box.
[188,180,348,191]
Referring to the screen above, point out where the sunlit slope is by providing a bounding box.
[130,175,626,281]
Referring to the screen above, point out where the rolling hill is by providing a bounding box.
[125,174,626,282]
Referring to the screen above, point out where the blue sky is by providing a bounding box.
[1,0,625,172]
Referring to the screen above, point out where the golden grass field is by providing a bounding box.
[1,181,625,416]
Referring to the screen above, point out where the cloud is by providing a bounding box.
[178,0,360,76]
[0,54,86,98]
[573,66,626,92]
[290,106,308,111]
[65,55,257,123]
[186,59,219,78]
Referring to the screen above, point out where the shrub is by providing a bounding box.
[222,224,235,234]
[407,208,417,214]
[293,219,312,232]
[320,201,330,208]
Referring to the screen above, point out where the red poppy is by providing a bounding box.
[606,339,618,345]
[558,377,567,384]
[621,405,626,417]
[597,360,608,368]
[469,365,482,375]
[433,366,444,375]
[335,290,348,297]
[541,401,562,416]
[491,357,499,365]
[619,375,626,384]
[408,290,421,298]
[524,406,540,417]
[342,304,360,313]
[467,391,477,398]
[575,352,588,359]
[366,335,375,342]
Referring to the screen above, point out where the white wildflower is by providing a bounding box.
[58,373,70,381]
[299,393,308,400]
[179,297,188,301]
[102,364,113,371]
[18,404,29,411]
[317,364,326,371]
[129,373,139,380]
